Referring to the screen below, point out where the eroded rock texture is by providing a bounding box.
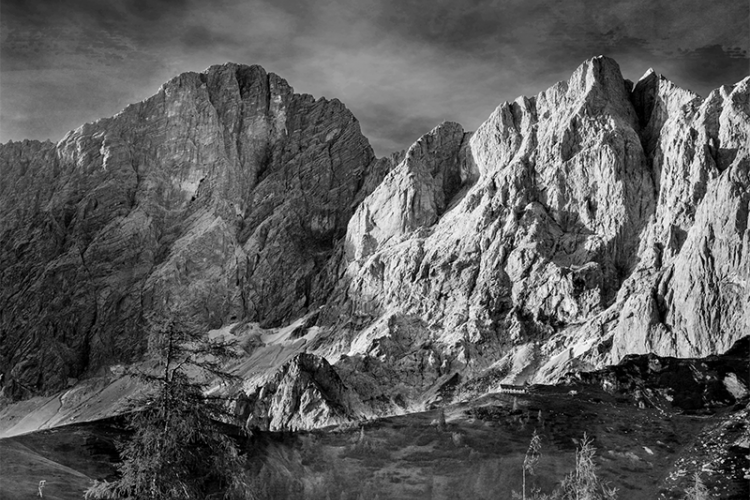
[330,57,750,406]
[566,337,750,412]
[237,353,357,431]
[0,64,389,398]
[1,56,748,427]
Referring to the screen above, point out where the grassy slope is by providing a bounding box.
[252,388,747,500]
[1,389,746,500]
[0,420,120,500]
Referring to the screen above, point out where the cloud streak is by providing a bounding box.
[1,0,748,155]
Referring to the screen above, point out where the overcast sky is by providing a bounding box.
[1,0,748,155]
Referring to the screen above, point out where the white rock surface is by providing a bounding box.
[331,57,750,399]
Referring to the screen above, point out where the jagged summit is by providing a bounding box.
[0,57,748,435]
[0,59,385,399]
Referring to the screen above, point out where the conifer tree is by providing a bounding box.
[85,314,249,500]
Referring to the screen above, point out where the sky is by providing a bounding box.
[1,0,748,156]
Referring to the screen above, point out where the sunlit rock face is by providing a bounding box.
[237,353,358,431]
[607,72,750,362]
[1,56,748,428]
[332,56,750,402]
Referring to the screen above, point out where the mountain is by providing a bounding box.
[0,64,393,400]
[0,56,748,431]
[333,57,750,410]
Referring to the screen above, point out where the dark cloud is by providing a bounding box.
[1,0,748,155]
[4,0,192,25]
[121,0,191,21]
[373,0,544,53]
[663,45,750,95]
[359,109,447,156]
[180,25,215,49]
[0,68,149,143]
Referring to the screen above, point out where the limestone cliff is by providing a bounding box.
[1,56,748,430]
[0,63,389,399]
[330,56,750,406]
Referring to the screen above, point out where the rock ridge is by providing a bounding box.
[327,56,750,409]
[1,56,748,430]
[0,62,386,398]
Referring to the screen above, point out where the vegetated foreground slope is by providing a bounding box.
[0,418,121,500]
[1,366,748,500]
[0,56,748,431]
[242,389,749,500]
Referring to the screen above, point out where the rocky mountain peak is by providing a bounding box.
[332,56,749,407]
[0,62,384,398]
[1,57,748,432]
[344,121,472,262]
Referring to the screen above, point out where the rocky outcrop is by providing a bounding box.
[345,122,473,262]
[237,353,357,431]
[565,337,750,412]
[0,63,387,399]
[600,72,750,364]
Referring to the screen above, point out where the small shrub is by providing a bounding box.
[551,434,618,500]
[523,430,542,500]
[512,430,544,500]
[451,431,465,447]
[513,433,617,500]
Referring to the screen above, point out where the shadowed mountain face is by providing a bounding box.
[0,57,748,428]
[0,64,392,399]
